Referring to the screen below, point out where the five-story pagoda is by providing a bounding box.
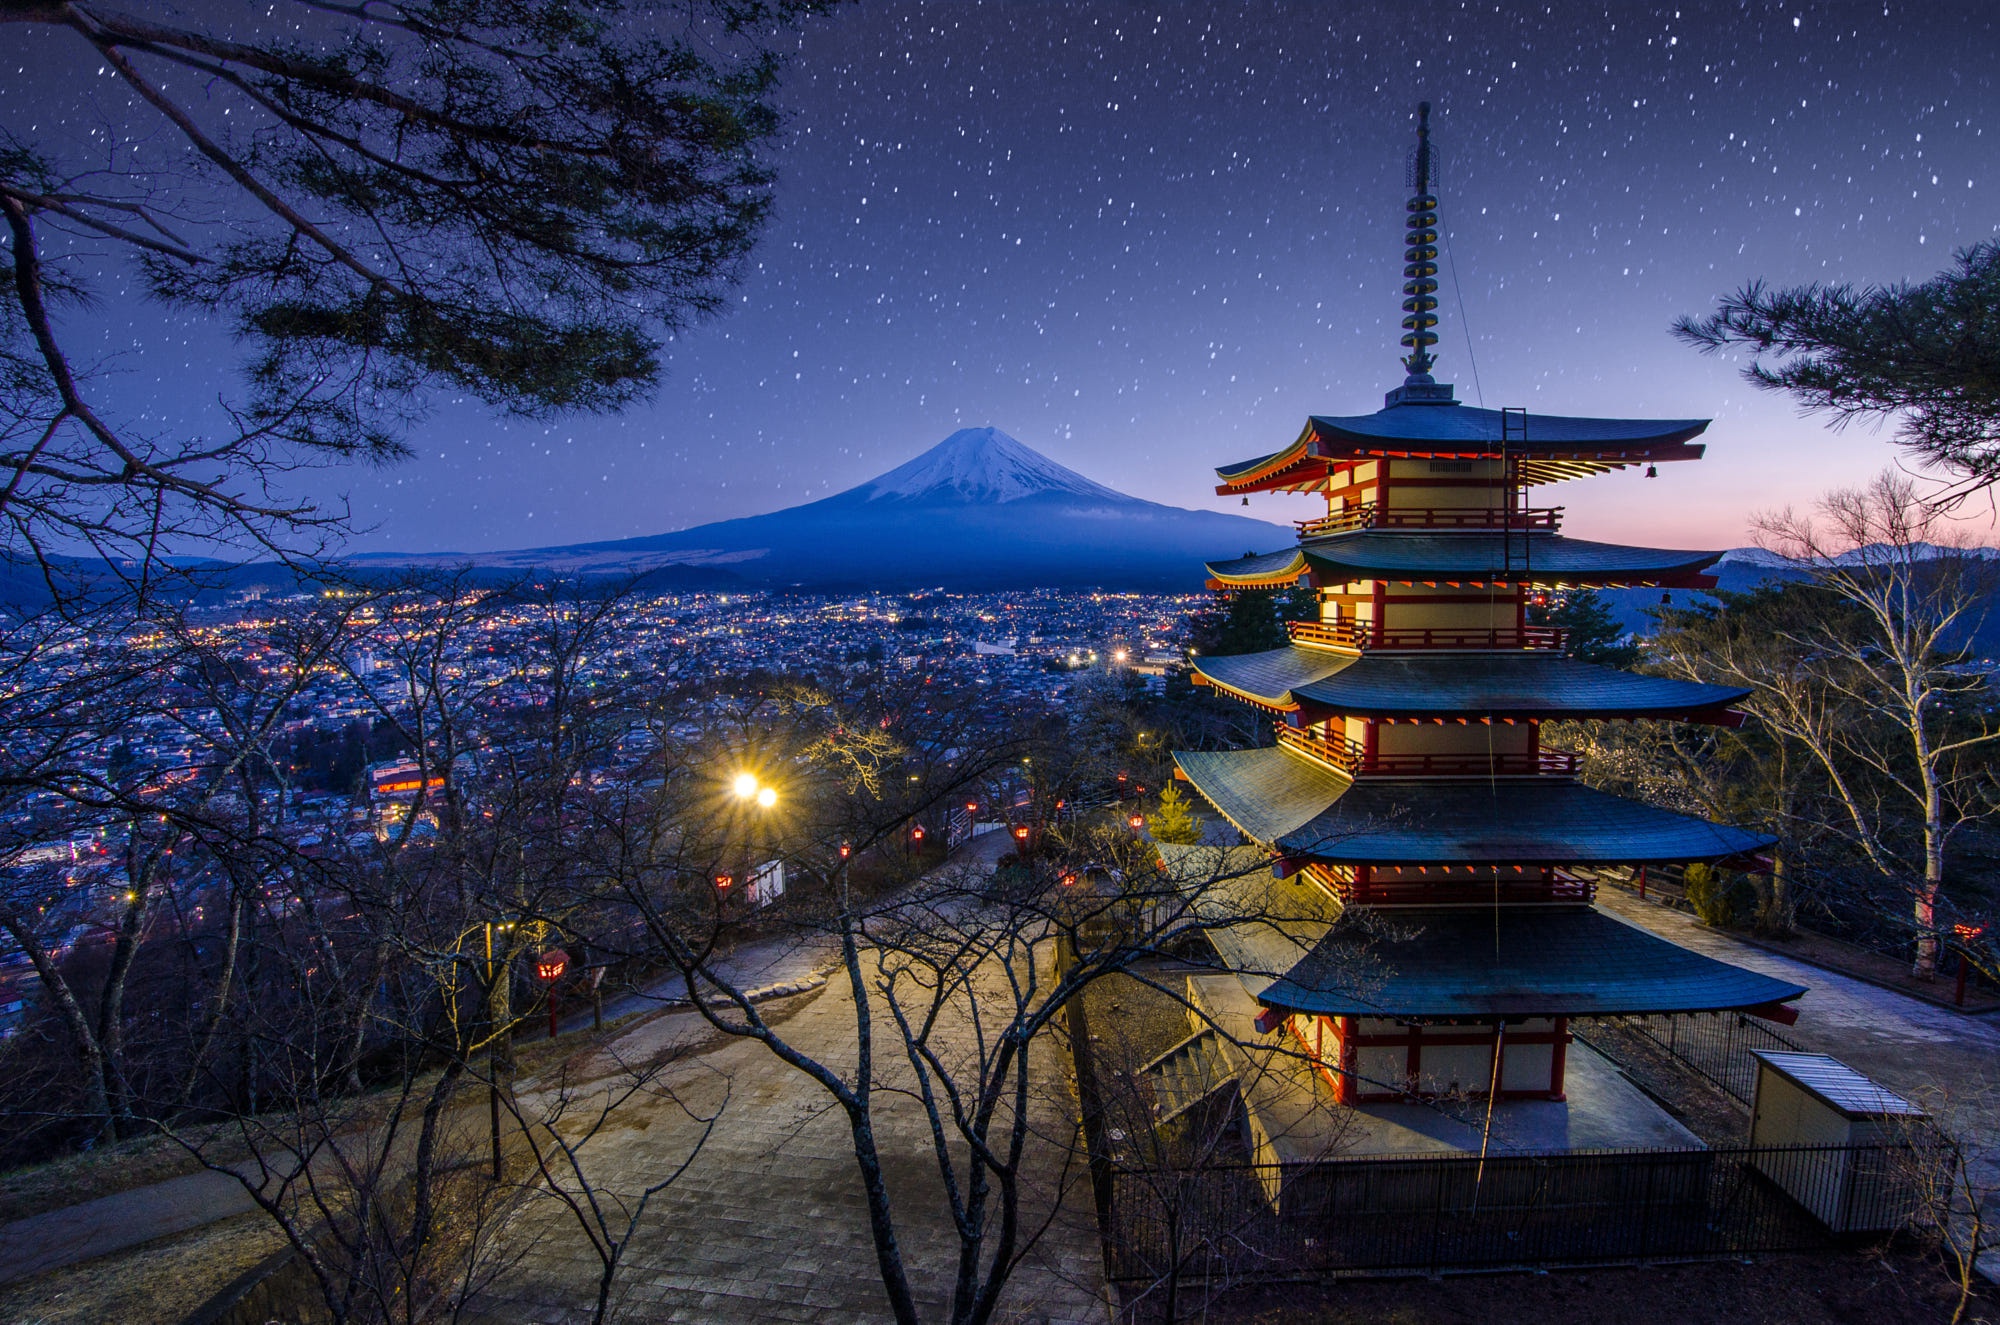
[1174,104,1805,1108]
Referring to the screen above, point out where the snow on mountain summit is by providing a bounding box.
[852,427,1130,505]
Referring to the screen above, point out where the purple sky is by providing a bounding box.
[11,1,2000,556]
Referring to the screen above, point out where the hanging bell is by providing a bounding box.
[1242,496,1249,505]
[1645,465,1659,478]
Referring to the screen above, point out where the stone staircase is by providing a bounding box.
[1139,1027,1238,1127]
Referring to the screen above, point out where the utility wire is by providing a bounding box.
[1442,218,1485,408]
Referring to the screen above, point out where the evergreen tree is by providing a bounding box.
[1,0,834,571]
[1147,783,1205,845]
[1676,242,2000,491]
[1185,584,1316,658]
[1530,589,1641,668]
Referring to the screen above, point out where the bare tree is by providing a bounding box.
[1757,472,2000,975]
[1884,1086,1999,1325]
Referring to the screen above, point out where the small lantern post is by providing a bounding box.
[536,948,569,1038]
[1954,924,1985,1007]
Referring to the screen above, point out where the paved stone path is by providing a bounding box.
[473,831,1103,1323]
[472,958,1106,1324]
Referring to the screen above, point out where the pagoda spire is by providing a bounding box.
[1399,101,1441,383]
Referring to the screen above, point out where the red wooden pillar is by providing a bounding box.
[1404,1022,1423,1096]
[1550,1016,1571,1101]
[1336,1016,1357,1105]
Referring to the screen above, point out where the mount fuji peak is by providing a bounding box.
[358,427,1291,590]
[850,427,1128,505]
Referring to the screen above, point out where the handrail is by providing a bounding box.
[1286,619,1567,653]
[1296,503,1564,539]
[1276,724,1578,777]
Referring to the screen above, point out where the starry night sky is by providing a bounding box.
[11,1,2000,555]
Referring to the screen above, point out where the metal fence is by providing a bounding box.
[1608,1011,1806,1105]
[1105,1141,1927,1289]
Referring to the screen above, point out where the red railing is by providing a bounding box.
[1296,502,1564,539]
[1286,619,1370,650]
[1287,619,1567,653]
[1275,724,1578,777]
[1307,864,1597,907]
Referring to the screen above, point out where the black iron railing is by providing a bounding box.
[1604,1010,1805,1105]
[1104,1140,1928,1287]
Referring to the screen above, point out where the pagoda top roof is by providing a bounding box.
[1196,897,1805,1019]
[1206,533,1723,589]
[1215,397,1710,494]
[1194,646,1749,718]
[1175,743,1772,865]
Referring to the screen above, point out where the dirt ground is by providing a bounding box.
[1572,1019,1752,1145]
[1221,1246,1994,1325]
[0,1210,287,1325]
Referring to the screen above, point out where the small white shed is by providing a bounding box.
[1749,1050,1927,1234]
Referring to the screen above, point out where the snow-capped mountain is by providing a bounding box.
[355,427,1290,590]
[852,427,1130,505]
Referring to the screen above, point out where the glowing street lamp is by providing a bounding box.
[1128,813,1145,833]
[756,785,777,809]
[732,772,759,799]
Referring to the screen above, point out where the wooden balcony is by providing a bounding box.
[1275,724,1578,777]
[1286,619,1567,653]
[1296,502,1564,539]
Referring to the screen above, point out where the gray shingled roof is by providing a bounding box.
[1208,902,1806,1018]
[1196,647,1748,717]
[1214,406,1709,483]
[1307,405,1709,449]
[1193,646,1351,706]
[1176,744,1773,865]
[1206,533,1721,586]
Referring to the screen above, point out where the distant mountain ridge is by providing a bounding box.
[355,427,1292,591]
[1716,542,2000,571]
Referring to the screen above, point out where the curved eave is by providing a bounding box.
[1176,744,1773,867]
[1214,421,1331,496]
[1245,906,1807,1020]
[1191,645,1352,709]
[1205,547,1309,589]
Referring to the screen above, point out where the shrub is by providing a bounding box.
[1683,862,1758,927]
